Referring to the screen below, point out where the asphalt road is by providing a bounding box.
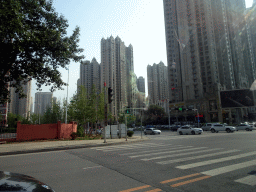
[1,130,256,192]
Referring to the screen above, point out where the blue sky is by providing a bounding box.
[31,0,254,105]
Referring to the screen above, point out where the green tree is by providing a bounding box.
[144,105,166,125]
[0,0,84,104]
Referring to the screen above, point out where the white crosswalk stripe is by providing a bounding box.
[100,143,168,151]
[177,151,256,169]
[129,146,194,158]
[141,147,219,161]
[201,159,256,176]
[235,175,256,186]
[157,149,240,165]
[120,144,184,155]
[92,143,161,150]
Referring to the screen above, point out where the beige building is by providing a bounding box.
[79,58,101,95]
[163,0,255,123]
[34,92,53,115]
[147,62,168,105]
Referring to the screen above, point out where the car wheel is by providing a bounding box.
[211,129,216,133]
[152,132,155,135]
[179,131,183,135]
[226,129,231,133]
[144,132,147,135]
[246,128,249,131]
[198,133,201,135]
[191,131,195,135]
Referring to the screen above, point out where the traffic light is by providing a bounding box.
[108,87,113,103]
[126,107,130,114]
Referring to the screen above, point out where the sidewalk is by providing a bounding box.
[0,136,149,156]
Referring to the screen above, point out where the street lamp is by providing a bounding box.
[65,66,69,124]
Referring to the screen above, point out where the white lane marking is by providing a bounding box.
[0,150,64,158]
[83,166,103,170]
[157,149,240,165]
[177,151,256,169]
[129,146,194,158]
[98,143,167,152]
[141,147,217,161]
[120,144,184,155]
[202,159,256,176]
[235,175,256,186]
[92,143,158,150]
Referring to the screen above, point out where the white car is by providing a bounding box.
[177,126,203,135]
[210,124,236,133]
[144,128,161,135]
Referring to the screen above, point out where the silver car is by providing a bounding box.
[177,126,203,135]
[236,124,253,131]
[144,128,161,135]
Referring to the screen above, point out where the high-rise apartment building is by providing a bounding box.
[126,44,135,109]
[147,62,168,105]
[8,80,32,118]
[34,92,53,115]
[137,76,145,93]
[100,36,134,119]
[115,37,127,111]
[163,0,255,123]
[101,36,118,117]
[79,58,101,95]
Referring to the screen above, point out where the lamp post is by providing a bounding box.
[65,66,69,124]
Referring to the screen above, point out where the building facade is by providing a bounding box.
[34,92,53,115]
[8,80,32,118]
[147,62,169,105]
[79,58,101,95]
[163,0,256,123]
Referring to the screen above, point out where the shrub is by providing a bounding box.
[77,125,85,137]
[70,132,78,140]
[127,131,134,137]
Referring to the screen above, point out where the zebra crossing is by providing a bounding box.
[91,143,256,187]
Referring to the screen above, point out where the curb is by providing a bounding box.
[0,138,149,156]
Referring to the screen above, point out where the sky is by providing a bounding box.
[31,0,254,106]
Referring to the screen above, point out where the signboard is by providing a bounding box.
[220,89,254,108]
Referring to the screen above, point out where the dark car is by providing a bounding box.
[171,125,180,131]
[0,171,55,191]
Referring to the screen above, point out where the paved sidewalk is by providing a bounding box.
[0,136,149,156]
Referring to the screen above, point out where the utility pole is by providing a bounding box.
[141,110,143,139]
[103,82,107,143]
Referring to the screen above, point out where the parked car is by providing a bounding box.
[144,128,161,135]
[171,125,181,131]
[236,124,253,131]
[177,126,203,135]
[210,124,236,133]
[0,171,55,191]
[202,123,222,131]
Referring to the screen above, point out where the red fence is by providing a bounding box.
[14,121,77,142]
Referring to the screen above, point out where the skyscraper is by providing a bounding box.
[147,62,168,105]
[163,0,255,123]
[79,58,101,95]
[34,92,53,115]
[101,36,117,117]
[8,80,32,118]
[126,44,135,109]
[137,76,145,93]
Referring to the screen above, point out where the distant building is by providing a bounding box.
[147,62,168,105]
[79,58,101,95]
[8,80,32,118]
[137,76,145,93]
[34,92,53,115]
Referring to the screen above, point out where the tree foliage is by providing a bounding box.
[0,0,84,103]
